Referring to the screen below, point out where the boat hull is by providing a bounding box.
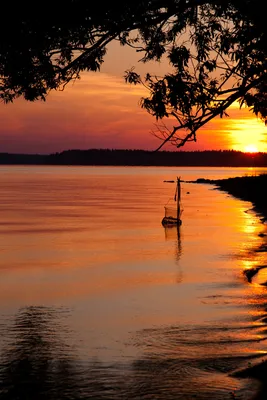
[161,217,182,226]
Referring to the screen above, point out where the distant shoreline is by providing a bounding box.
[0,149,267,167]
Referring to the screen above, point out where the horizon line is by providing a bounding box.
[1,148,266,156]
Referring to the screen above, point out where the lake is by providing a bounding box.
[1,165,267,399]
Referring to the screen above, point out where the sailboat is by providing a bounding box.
[161,177,182,226]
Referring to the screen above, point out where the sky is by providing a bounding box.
[1,42,267,154]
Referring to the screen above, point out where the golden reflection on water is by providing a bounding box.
[1,166,267,399]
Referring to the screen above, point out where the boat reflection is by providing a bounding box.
[164,225,182,261]
[164,225,183,283]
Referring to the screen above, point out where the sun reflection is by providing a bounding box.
[242,259,260,273]
[239,207,261,238]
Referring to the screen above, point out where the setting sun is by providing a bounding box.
[244,144,259,153]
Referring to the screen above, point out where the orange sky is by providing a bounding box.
[1,42,267,154]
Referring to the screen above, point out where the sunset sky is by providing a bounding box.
[1,42,267,154]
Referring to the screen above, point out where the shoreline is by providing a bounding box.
[1,149,267,167]
[194,174,267,223]
[195,174,267,399]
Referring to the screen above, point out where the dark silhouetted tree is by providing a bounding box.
[1,1,267,148]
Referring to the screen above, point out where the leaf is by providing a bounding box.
[124,69,141,84]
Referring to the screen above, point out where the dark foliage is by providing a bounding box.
[1,1,267,148]
[0,149,266,167]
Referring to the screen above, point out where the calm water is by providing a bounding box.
[1,166,267,399]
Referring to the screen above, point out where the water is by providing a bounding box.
[1,166,267,399]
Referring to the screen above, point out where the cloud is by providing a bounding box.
[1,71,266,153]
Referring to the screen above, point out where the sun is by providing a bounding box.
[244,144,259,153]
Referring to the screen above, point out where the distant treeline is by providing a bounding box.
[0,149,267,167]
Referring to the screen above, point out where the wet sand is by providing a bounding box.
[195,174,267,400]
